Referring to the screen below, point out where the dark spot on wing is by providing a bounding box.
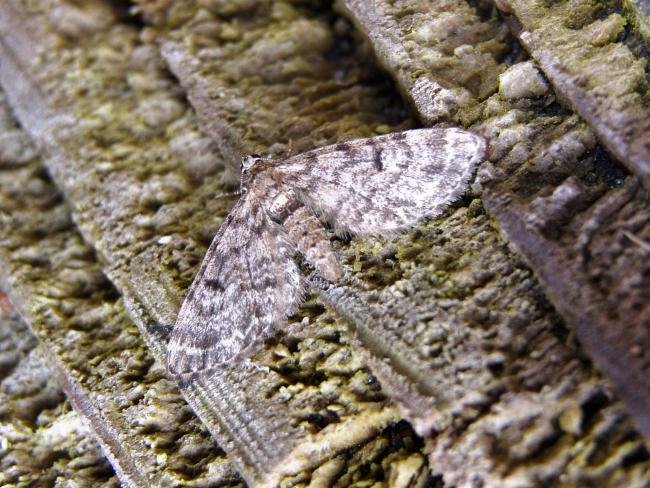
[373,147,383,171]
[204,278,225,290]
[250,219,267,236]
[223,244,242,258]
[259,275,278,288]
[335,142,351,153]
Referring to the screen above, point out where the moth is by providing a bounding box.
[167,128,487,375]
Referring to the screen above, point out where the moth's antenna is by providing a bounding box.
[214,190,241,200]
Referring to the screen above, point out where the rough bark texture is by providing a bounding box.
[335,0,509,125]
[0,0,649,487]
[0,83,429,487]
[0,1,429,486]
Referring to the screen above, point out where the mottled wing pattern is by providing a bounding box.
[167,193,303,375]
[277,128,487,235]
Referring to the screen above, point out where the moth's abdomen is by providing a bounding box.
[278,201,342,282]
[285,206,342,282]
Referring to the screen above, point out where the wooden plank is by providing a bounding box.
[1,0,648,486]
[143,0,413,165]
[0,295,118,487]
[335,0,508,125]
[337,0,650,440]
[139,0,650,486]
[494,0,650,188]
[0,92,242,487]
[0,2,428,486]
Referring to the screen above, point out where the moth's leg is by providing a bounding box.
[268,192,342,282]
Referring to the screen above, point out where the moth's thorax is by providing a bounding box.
[247,168,342,282]
[240,156,282,195]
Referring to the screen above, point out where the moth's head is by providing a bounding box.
[240,154,264,192]
[241,154,262,172]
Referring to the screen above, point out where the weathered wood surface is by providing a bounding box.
[145,0,412,166]
[493,0,650,188]
[0,0,649,487]
[335,0,509,125]
[0,293,118,487]
[337,0,650,440]
[0,1,429,486]
[143,0,649,485]
[0,92,243,487]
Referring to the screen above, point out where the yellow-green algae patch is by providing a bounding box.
[2,0,649,486]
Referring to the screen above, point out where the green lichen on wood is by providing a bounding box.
[135,0,649,485]
[2,0,649,486]
[148,0,413,163]
[335,0,512,125]
[298,1,649,485]
[320,197,650,486]
[623,0,650,39]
